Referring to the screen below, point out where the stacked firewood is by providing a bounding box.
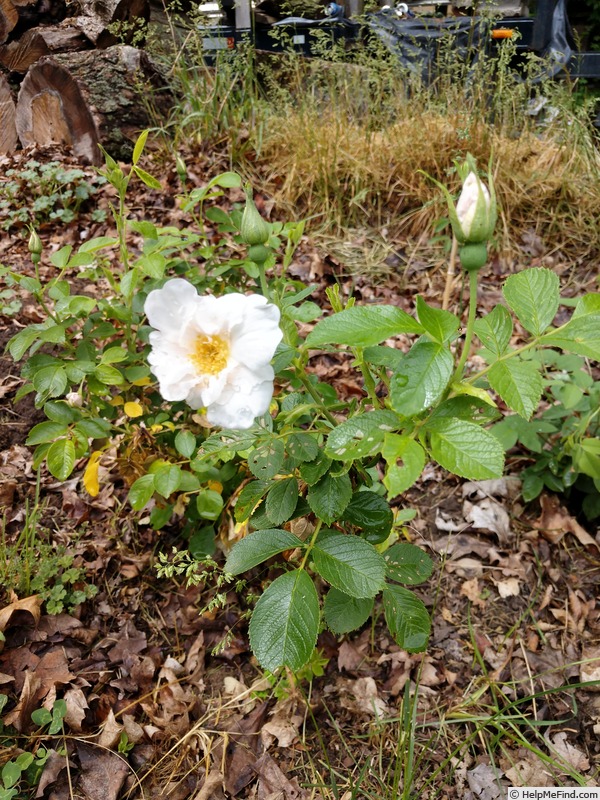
[0,0,167,163]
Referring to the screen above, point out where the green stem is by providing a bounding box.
[294,364,338,427]
[452,268,479,384]
[257,263,270,298]
[353,347,381,408]
[299,519,322,571]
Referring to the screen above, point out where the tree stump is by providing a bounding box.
[0,71,17,152]
[16,45,167,164]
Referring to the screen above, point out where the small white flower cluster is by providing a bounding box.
[144,280,282,430]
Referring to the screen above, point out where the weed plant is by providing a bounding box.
[0,161,107,231]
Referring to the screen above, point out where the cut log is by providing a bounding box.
[0,23,90,71]
[74,0,149,47]
[0,0,18,44]
[0,71,17,152]
[16,45,168,164]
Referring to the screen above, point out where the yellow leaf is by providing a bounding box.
[124,401,144,418]
[110,395,124,407]
[83,451,102,497]
[132,377,152,387]
[451,382,497,406]
[207,480,223,494]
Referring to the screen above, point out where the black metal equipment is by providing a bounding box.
[198,0,600,80]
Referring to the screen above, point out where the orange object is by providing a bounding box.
[491,28,515,39]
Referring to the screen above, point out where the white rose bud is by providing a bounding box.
[455,171,495,244]
[66,392,84,408]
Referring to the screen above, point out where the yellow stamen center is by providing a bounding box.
[190,334,229,375]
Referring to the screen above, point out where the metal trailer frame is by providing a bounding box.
[200,0,600,79]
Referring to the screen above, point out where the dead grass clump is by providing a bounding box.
[254,103,600,257]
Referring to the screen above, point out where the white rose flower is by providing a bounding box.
[144,279,283,430]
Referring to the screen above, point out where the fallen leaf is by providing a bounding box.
[536,494,599,550]
[337,640,366,672]
[466,762,505,799]
[254,752,307,799]
[63,687,89,731]
[76,742,130,800]
[349,676,389,717]
[463,498,512,545]
[0,595,42,635]
[261,717,300,749]
[580,645,600,689]
[495,578,520,598]
[96,709,123,749]
[546,731,590,772]
[460,578,486,607]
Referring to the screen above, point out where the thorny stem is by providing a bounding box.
[452,268,479,384]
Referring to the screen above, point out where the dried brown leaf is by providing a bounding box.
[536,494,599,550]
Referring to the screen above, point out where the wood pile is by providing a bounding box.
[0,0,168,163]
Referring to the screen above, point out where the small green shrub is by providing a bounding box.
[0,160,107,231]
[6,134,599,674]
[494,350,600,519]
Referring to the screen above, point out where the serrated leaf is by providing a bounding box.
[383,584,430,651]
[427,418,505,480]
[154,465,182,498]
[101,346,128,364]
[7,327,42,361]
[266,477,299,525]
[323,589,373,634]
[306,306,423,348]
[32,365,68,398]
[385,543,434,585]
[299,453,332,486]
[196,490,224,520]
[307,473,352,525]
[44,401,80,424]
[235,480,271,522]
[390,342,453,417]
[325,410,399,461]
[488,359,543,419]
[451,381,496,406]
[541,313,600,360]
[225,528,302,574]
[503,268,559,336]
[382,434,426,496]
[416,296,460,343]
[249,570,319,671]
[75,418,111,439]
[342,491,393,537]
[175,430,196,458]
[473,304,513,357]
[46,438,76,480]
[312,530,385,598]
[26,420,68,446]
[129,474,155,510]
[248,439,285,480]
[286,432,319,463]
[94,364,125,386]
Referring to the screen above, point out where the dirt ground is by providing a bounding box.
[0,146,599,800]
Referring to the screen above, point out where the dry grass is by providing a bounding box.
[254,104,600,256]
